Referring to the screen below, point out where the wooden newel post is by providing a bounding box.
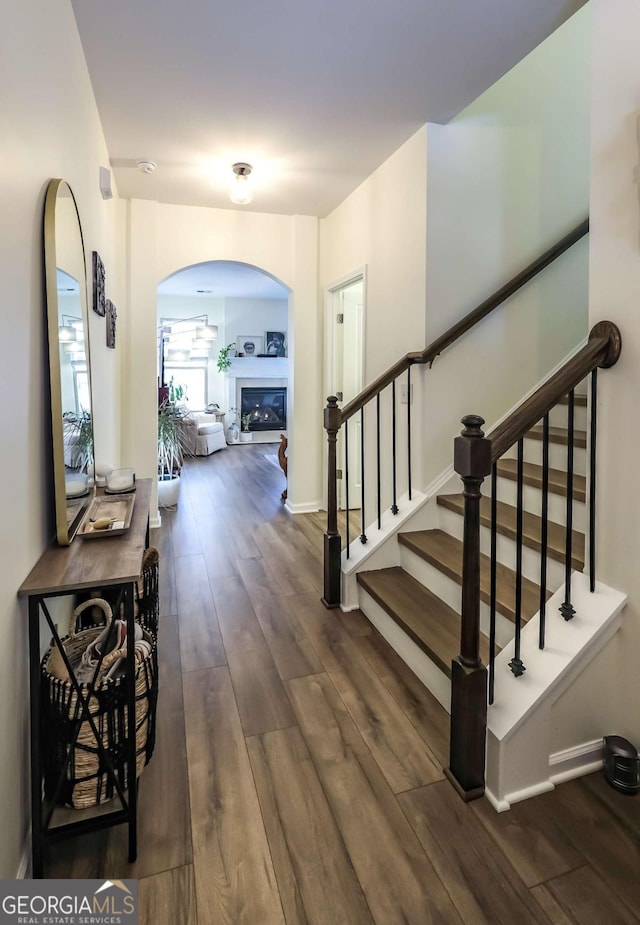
[322,396,342,608]
[446,414,492,801]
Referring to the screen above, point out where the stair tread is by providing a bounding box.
[398,529,550,623]
[527,425,587,448]
[357,566,493,677]
[437,494,585,570]
[496,459,586,502]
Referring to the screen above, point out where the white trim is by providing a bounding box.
[549,738,604,784]
[16,830,31,879]
[150,513,162,529]
[286,500,322,514]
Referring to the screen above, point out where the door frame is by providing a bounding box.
[322,266,367,511]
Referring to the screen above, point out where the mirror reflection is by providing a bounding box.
[44,180,94,544]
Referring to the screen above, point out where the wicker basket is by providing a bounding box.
[136,546,159,637]
[41,598,157,810]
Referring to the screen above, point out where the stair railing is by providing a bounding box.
[322,218,590,607]
[448,321,622,801]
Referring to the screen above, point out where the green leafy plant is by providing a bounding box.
[168,376,186,404]
[62,410,93,473]
[216,343,236,373]
[157,400,190,481]
[241,412,252,432]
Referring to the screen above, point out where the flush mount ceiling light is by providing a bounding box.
[229,162,253,205]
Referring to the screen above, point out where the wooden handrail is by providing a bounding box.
[340,218,589,423]
[489,321,621,461]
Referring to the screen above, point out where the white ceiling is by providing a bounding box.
[71,0,585,218]
[158,261,289,299]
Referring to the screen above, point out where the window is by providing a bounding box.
[165,365,207,410]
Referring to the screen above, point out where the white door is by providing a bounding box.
[331,278,364,510]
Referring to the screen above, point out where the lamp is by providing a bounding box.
[229,163,253,205]
[195,323,218,342]
[58,324,77,343]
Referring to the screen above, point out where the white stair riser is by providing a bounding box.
[357,586,452,712]
[502,440,586,476]
[548,403,588,431]
[399,543,515,649]
[437,505,570,590]
[495,477,586,533]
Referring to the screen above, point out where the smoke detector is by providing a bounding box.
[137,160,157,174]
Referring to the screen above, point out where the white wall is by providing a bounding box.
[421,6,590,483]
[157,294,226,408]
[0,0,121,877]
[320,127,429,382]
[125,203,320,516]
[224,297,288,353]
[586,0,640,745]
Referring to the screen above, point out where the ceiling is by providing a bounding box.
[71,0,585,218]
[158,261,289,299]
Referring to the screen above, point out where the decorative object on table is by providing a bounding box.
[205,402,220,414]
[41,597,157,808]
[105,298,117,348]
[240,412,253,442]
[216,342,236,373]
[157,399,190,508]
[236,334,263,357]
[265,331,286,357]
[106,467,136,493]
[278,434,288,502]
[79,494,136,537]
[92,251,105,316]
[603,735,640,794]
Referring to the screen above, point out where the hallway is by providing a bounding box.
[47,446,640,924]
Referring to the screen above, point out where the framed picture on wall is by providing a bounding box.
[92,251,106,316]
[236,335,263,357]
[265,331,286,356]
[105,299,117,348]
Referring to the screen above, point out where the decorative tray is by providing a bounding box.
[78,493,136,538]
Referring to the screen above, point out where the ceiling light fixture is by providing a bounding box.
[229,162,253,205]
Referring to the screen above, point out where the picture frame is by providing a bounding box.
[92,251,105,316]
[236,335,263,357]
[106,299,117,349]
[265,331,286,357]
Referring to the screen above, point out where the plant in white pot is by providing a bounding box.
[240,412,253,443]
[157,400,189,508]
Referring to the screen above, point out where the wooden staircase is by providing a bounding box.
[355,412,587,710]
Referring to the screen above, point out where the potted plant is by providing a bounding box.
[157,400,190,508]
[216,342,236,373]
[240,412,253,443]
[62,409,94,473]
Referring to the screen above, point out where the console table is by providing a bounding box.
[18,478,152,878]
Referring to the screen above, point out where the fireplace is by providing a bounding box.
[240,387,287,431]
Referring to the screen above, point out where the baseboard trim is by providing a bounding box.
[285,500,322,514]
[549,738,603,785]
[149,514,162,529]
[16,830,31,879]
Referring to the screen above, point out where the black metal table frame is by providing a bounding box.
[28,580,138,878]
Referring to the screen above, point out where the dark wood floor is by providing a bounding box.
[46,445,640,924]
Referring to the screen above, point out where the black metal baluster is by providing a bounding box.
[589,371,598,592]
[407,367,412,501]
[376,393,381,529]
[560,390,576,620]
[360,406,367,544]
[489,463,497,705]
[539,413,550,649]
[345,420,350,559]
[391,380,399,514]
[509,438,526,677]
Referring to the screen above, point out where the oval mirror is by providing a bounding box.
[44,179,94,544]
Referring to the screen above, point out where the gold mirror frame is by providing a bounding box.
[44,179,94,545]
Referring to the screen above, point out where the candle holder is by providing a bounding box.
[105,468,136,494]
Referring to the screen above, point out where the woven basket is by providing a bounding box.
[41,598,157,810]
[136,546,159,637]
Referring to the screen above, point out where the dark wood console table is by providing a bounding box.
[18,479,152,878]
